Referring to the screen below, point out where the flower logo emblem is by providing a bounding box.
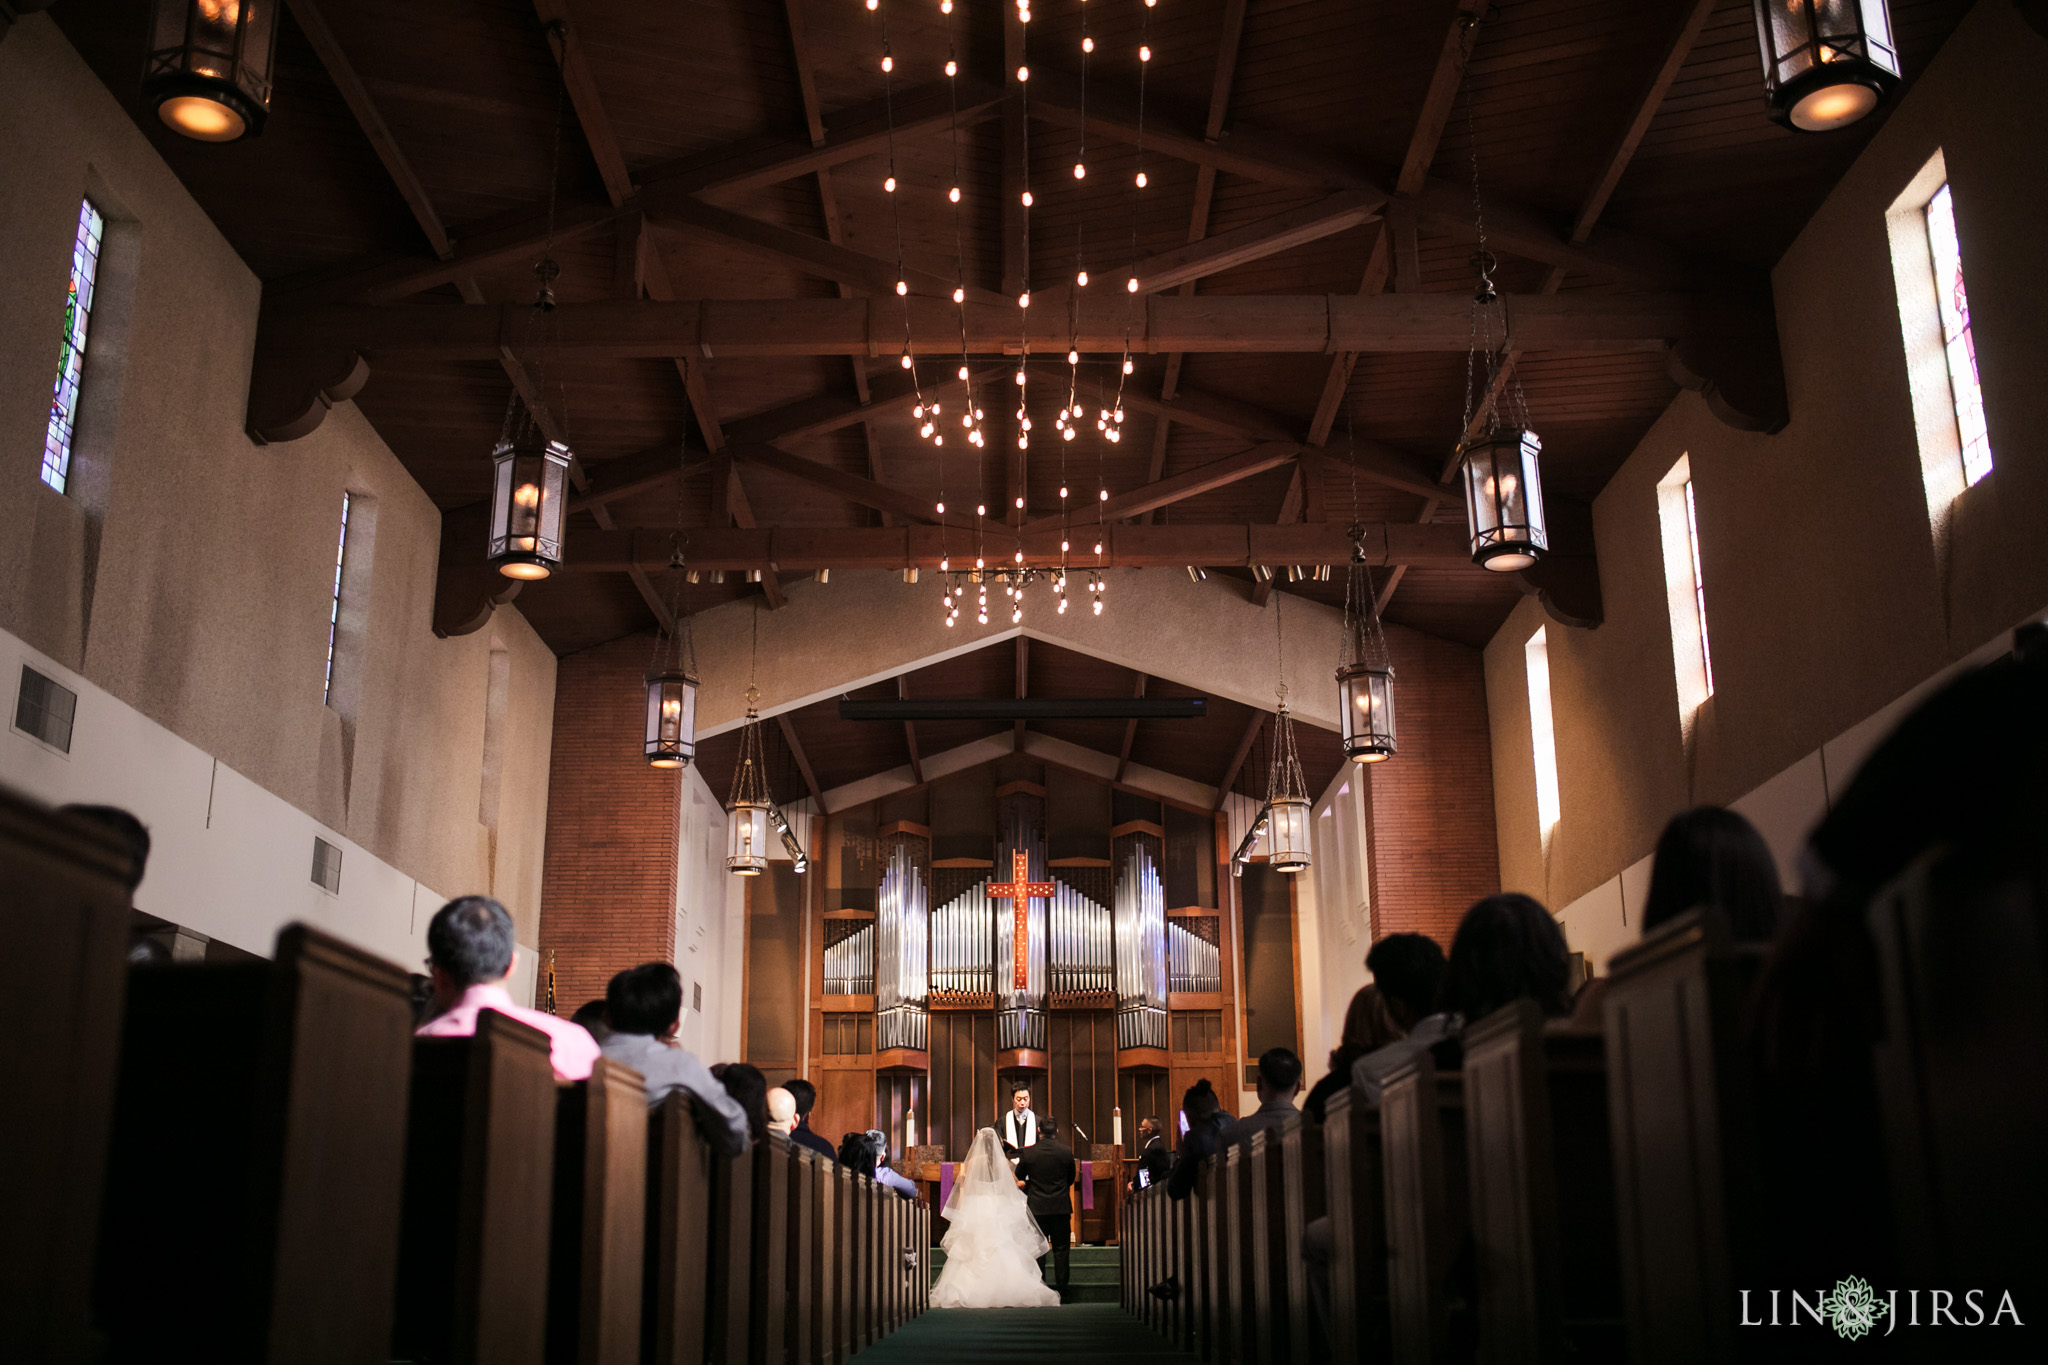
[1820,1275,1888,1341]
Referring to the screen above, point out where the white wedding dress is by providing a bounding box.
[929,1127,1061,1308]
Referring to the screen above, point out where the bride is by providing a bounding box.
[929,1127,1061,1308]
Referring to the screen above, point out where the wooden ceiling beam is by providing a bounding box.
[569,443,716,516]
[1018,442,1302,534]
[1213,710,1268,812]
[1248,464,1309,609]
[649,203,1008,306]
[1114,673,1149,783]
[775,712,826,813]
[285,0,452,260]
[625,563,676,635]
[729,441,940,526]
[281,291,1751,358]
[1398,0,1489,198]
[268,77,1000,306]
[722,466,785,609]
[1014,635,1029,751]
[513,521,1474,574]
[898,673,923,785]
[533,1,634,209]
[1572,0,1717,246]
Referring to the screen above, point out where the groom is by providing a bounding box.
[1014,1117,1077,1300]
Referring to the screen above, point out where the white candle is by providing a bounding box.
[1112,1105,1123,1147]
[905,1108,918,1149]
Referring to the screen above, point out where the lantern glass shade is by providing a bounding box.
[1460,427,1548,572]
[644,668,699,769]
[727,799,771,875]
[1753,0,1899,132]
[488,434,572,580]
[144,0,280,141]
[1338,663,1397,763]
[1268,796,1313,873]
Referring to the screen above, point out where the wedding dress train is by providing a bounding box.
[929,1127,1062,1309]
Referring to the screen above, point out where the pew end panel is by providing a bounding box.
[644,1093,715,1365]
[395,1009,559,1365]
[96,923,416,1364]
[0,793,132,1363]
[1323,1085,1389,1363]
[546,1057,648,1365]
[1382,1051,1471,1365]
[1278,1115,1325,1361]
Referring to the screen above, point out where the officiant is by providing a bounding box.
[1001,1084,1039,1156]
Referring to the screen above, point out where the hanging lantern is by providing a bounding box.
[1459,426,1548,572]
[143,0,280,142]
[1753,0,1900,132]
[488,432,572,580]
[1265,690,1313,875]
[1337,529,1396,762]
[644,667,698,769]
[726,686,774,876]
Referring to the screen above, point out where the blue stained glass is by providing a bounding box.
[43,199,106,495]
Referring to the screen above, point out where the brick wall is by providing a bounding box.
[538,632,680,1015]
[1366,625,1501,948]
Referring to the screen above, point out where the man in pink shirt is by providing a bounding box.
[415,896,599,1082]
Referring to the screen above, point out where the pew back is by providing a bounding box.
[644,1093,714,1365]
[547,1057,648,1365]
[1382,1050,1469,1365]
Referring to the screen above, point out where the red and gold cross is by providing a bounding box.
[986,850,1054,992]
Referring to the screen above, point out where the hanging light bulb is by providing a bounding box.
[1136,171,1149,189]
[1126,277,1139,293]
[1016,64,1030,81]
[945,59,958,77]
[885,174,897,192]
[1122,353,1135,375]
[959,365,971,381]
[881,53,893,72]
[1021,190,1034,207]
[1018,291,1031,308]
[1140,45,1151,62]
[952,287,965,304]
[1082,36,1094,53]
[1067,348,1080,365]
[1074,162,1087,179]
[1076,270,1089,287]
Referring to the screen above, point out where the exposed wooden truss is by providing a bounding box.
[1213,709,1268,813]
[1114,673,1148,784]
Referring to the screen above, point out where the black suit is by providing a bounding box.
[1014,1136,1078,1292]
[790,1122,837,1162]
[1134,1135,1173,1190]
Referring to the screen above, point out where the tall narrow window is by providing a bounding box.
[1657,455,1715,718]
[1924,183,1990,486]
[1525,627,1562,839]
[44,198,107,494]
[323,494,351,704]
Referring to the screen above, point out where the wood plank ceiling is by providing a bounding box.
[55,0,1975,655]
[688,634,1345,815]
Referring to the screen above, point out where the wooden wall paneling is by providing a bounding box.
[747,1133,791,1365]
[545,1056,648,1365]
[1215,812,1243,1107]
[745,864,806,1075]
[0,795,130,1363]
[644,1093,712,1365]
[93,925,415,1363]
[1238,864,1302,1067]
[706,1145,753,1363]
[394,1012,558,1365]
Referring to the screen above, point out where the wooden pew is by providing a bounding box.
[1244,1130,1292,1364]
[0,793,133,1363]
[1201,1154,1227,1360]
[1175,1176,1203,1352]
[807,1148,835,1365]
[747,1132,792,1365]
[643,1093,714,1365]
[96,923,416,1364]
[706,1143,753,1363]
[786,1144,814,1365]
[1382,1049,1471,1365]
[830,1162,854,1362]
[1278,1114,1325,1359]
[546,1058,647,1365]
[394,1009,559,1365]
[1219,1141,1249,1364]
[1868,843,2048,1303]
[1323,1086,1389,1363]
[1601,910,1766,1365]
[1462,1000,1623,1364]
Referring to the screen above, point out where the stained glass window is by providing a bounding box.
[44,198,106,495]
[1924,184,1992,486]
[324,493,352,704]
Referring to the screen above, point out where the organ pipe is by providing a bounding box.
[1048,880,1114,1002]
[1168,919,1221,994]
[875,839,928,1052]
[1114,836,1169,1051]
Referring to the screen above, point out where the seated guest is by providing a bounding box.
[868,1130,918,1199]
[766,1087,798,1137]
[1640,806,1784,940]
[1129,1116,1172,1191]
[62,803,151,899]
[568,997,611,1043]
[599,963,748,1156]
[838,1131,878,1179]
[1166,1079,1233,1201]
[710,1062,770,1144]
[415,896,600,1082]
[780,1078,839,1160]
[1352,893,1569,1101]
[1338,979,1405,1054]
[1223,1048,1303,1142]
[1307,932,1446,1120]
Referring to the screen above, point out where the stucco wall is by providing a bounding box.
[1486,1,2048,914]
[0,17,556,947]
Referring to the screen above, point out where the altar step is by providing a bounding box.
[927,1244,1122,1303]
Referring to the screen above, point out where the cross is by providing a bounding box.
[986,850,1054,992]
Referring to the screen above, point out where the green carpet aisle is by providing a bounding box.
[926,1244,1122,1303]
[850,1304,1190,1363]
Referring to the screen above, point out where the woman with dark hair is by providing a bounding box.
[709,1062,769,1143]
[1442,892,1575,1021]
[838,1130,878,1178]
[1639,806,1783,940]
